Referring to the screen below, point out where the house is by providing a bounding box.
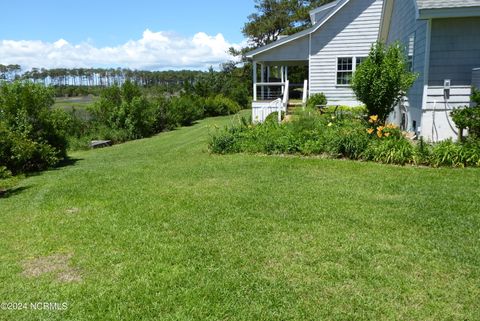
[381,0,480,141]
[247,0,480,142]
[246,0,384,123]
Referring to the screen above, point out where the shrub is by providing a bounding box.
[472,88,480,106]
[88,82,157,140]
[0,82,69,172]
[0,123,60,173]
[352,42,417,123]
[451,89,480,139]
[0,166,11,180]
[204,95,241,117]
[364,137,414,165]
[306,93,327,109]
[167,95,204,127]
[430,139,480,167]
[209,125,244,154]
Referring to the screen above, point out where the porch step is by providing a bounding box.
[286,101,304,115]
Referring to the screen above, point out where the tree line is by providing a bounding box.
[0,65,204,88]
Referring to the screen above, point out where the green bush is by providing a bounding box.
[167,95,204,127]
[0,82,69,173]
[209,110,480,168]
[352,42,417,122]
[451,105,480,139]
[430,139,480,167]
[306,93,327,109]
[364,137,414,165]
[472,88,480,106]
[204,95,241,117]
[0,123,60,173]
[0,166,12,180]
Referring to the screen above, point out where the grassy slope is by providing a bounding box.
[0,112,479,320]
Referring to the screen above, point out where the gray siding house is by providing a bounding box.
[246,0,384,122]
[247,0,480,142]
[381,0,480,141]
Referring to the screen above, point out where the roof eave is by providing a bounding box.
[418,6,480,19]
[246,0,351,60]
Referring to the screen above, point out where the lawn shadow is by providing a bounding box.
[0,186,31,199]
[24,157,84,179]
[55,157,83,169]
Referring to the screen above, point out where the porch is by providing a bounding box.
[251,62,309,123]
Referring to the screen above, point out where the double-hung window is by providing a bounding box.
[336,56,366,86]
[407,33,415,72]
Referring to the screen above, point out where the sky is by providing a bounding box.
[0,0,256,71]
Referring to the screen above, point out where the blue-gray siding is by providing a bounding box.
[254,36,310,63]
[309,0,383,105]
[386,0,427,129]
[429,17,480,86]
[473,69,480,88]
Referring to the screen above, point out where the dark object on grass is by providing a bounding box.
[90,140,112,149]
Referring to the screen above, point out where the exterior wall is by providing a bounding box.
[421,86,471,141]
[309,0,383,106]
[420,17,480,141]
[386,0,427,132]
[429,17,480,86]
[473,68,480,88]
[255,36,310,63]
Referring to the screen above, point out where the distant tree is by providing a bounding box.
[242,0,335,47]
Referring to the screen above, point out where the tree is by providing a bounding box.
[351,42,417,123]
[242,0,335,47]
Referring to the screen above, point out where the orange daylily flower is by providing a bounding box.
[367,128,374,134]
[384,132,391,137]
[377,126,385,132]
[369,115,379,123]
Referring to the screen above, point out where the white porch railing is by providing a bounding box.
[252,80,289,123]
[254,82,286,101]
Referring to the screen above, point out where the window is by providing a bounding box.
[356,57,367,66]
[407,33,415,72]
[337,57,353,85]
[336,56,367,86]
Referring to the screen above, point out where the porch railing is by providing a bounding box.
[254,82,285,101]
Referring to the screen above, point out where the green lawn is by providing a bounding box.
[1,112,479,320]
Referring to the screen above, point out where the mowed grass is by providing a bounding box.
[1,112,479,320]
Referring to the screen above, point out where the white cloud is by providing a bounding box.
[0,30,245,71]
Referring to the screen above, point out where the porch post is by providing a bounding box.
[285,66,289,82]
[267,66,271,99]
[281,66,285,94]
[260,64,265,100]
[253,61,257,102]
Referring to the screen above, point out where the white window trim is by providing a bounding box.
[407,32,416,72]
[335,56,366,87]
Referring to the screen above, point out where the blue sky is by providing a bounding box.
[0,0,256,70]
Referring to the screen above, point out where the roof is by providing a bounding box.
[416,0,480,18]
[416,0,480,10]
[309,0,340,24]
[246,0,351,59]
[380,0,480,41]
